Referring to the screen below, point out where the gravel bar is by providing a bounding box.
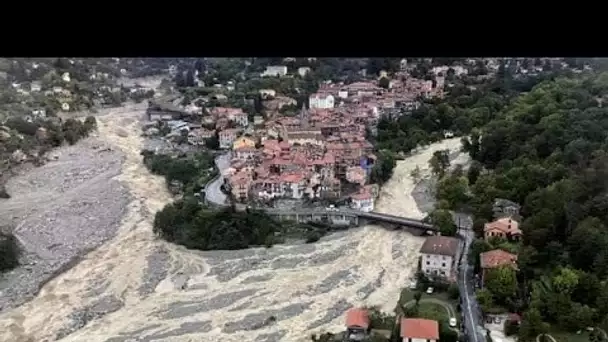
[138,246,170,296]
[0,138,130,312]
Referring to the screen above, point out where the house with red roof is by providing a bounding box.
[400,318,440,342]
[345,308,370,341]
[484,217,522,241]
[480,249,518,288]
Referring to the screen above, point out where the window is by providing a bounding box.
[442,263,446,267]
[426,261,430,265]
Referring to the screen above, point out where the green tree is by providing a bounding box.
[518,308,549,342]
[429,209,457,236]
[476,288,494,313]
[484,265,518,303]
[414,291,422,306]
[448,284,460,300]
[552,267,579,296]
[467,160,482,185]
[370,151,396,185]
[436,174,470,209]
[590,328,608,342]
[429,150,450,177]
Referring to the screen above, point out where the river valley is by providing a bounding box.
[0,99,467,341]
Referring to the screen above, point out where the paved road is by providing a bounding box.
[457,214,486,342]
[204,153,231,206]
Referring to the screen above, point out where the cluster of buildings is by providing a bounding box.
[308,74,444,122]
[223,103,379,209]
[416,198,522,288]
[144,72,451,210]
[417,215,521,288]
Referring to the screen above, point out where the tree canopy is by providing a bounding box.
[459,72,608,337]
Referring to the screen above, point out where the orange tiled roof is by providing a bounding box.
[484,217,522,235]
[480,249,518,269]
[346,308,370,329]
[400,318,439,340]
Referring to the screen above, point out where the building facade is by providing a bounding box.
[419,236,460,279]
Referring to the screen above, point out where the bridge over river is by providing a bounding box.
[261,207,437,232]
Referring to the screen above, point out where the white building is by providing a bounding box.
[30,82,42,92]
[219,129,239,149]
[261,65,288,77]
[231,112,249,127]
[350,192,374,212]
[259,89,276,98]
[253,115,265,126]
[309,93,335,109]
[62,72,71,83]
[419,236,460,278]
[233,146,257,160]
[298,67,311,77]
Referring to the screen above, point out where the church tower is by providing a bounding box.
[299,102,310,128]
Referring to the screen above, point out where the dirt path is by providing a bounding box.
[0,100,465,342]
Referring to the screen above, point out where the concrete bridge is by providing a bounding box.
[262,207,436,232]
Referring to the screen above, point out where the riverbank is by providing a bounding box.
[410,144,473,215]
[375,137,466,220]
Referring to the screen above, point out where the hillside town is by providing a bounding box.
[142,59,459,211]
[2,57,606,342]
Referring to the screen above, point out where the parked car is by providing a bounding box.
[449,318,457,327]
[426,287,434,294]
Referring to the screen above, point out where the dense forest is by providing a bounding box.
[449,73,608,340]
[142,150,216,194]
[376,67,576,154]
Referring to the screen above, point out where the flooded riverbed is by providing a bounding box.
[0,100,465,341]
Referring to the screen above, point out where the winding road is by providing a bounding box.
[204,153,230,206]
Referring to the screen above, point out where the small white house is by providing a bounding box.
[259,89,276,98]
[261,65,288,77]
[32,109,46,118]
[298,67,311,77]
[30,82,42,92]
[350,192,374,212]
[309,94,335,109]
[62,72,71,83]
[61,103,70,111]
